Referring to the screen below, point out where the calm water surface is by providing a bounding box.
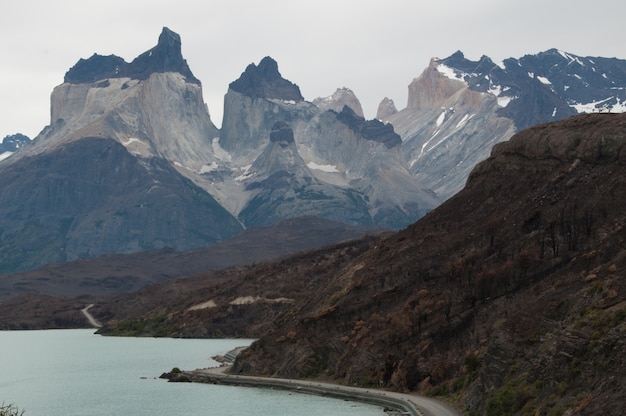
[0,329,385,416]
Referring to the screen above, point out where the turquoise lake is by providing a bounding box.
[0,329,385,415]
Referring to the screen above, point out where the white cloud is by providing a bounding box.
[1,0,625,138]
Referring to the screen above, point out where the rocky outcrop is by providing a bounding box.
[64,27,200,85]
[376,97,397,119]
[0,133,30,155]
[313,87,364,117]
[335,106,401,149]
[239,121,373,227]
[269,121,295,145]
[228,56,303,101]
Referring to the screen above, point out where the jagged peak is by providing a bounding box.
[443,50,465,61]
[127,27,199,84]
[228,56,304,101]
[376,97,397,119]
[63,54,127,84]
[313,87,364,117]
[437,51,499,75]
[0,133,30,155]
[64,27,200,85]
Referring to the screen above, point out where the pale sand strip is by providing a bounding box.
[180,365,462,416]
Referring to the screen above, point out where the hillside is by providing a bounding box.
[0,216,383,304]
[94,113,626,415]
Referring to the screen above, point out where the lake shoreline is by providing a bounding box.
[179,366,423,416]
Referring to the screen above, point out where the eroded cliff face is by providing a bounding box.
[39,73,220,167]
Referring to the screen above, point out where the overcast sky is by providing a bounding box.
[2,0,625,138]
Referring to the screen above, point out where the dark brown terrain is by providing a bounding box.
[3,113,626,415]
[97,113,626,415]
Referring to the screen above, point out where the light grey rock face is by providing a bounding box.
[17,65,235,221]
[29,73,220,171]
[238,121,373,227]
[219,90,318,161]
[313,87,364,118]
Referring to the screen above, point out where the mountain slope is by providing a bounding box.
[0,216,384,303]
[230,113,626,415]
[0,137,241,273]
[93,113,626,415]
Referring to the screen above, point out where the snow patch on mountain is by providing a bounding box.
[436,110,446,127]
[307,161,340,173]
[455,114,475,129]
[119,137,152,157]
[486,84,514,108]
[235,165,253,182]
[436,63,468,84]
[537,76,552,85]
[200,162,220,173]
[571,96,624,113]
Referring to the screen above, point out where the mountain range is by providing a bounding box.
[1,26,626,414]
[0,27,625,278]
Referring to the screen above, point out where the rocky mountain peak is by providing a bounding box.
[127,26,199,84]
[1,133,30,153]
[64,27,200,85]
[63,54,127,84]
[313,87,364,117]
[228,56,304,101]
[406,58,466,111]
[376,97,397,119]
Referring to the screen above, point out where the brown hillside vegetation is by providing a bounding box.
[100,113,626,415]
